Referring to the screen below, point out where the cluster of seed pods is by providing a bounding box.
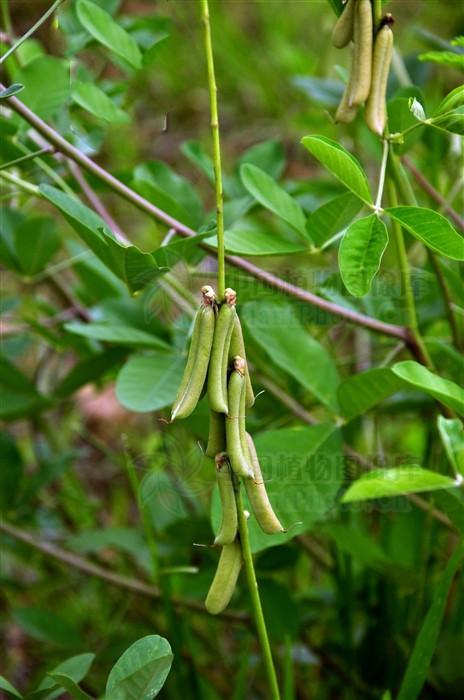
[332,0,394,136]
[171,286,284,614]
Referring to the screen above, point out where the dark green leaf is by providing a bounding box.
[204,228,307,256]
[13,607,82,647]
[437,416,464,476]
[54,348,127,398]
[339,215,389,296]
[0,357,48,420]
[35,653,95,696]
[306,192,363,247]
[242,301,339,411]
[0,432,23,511]
[397,544,464,700]
[46,675,93,700]
[64,322,170,350]
[14,217,60,275]
[301,135,372,204]
[338,368,404,421]
[105,635,173,700]
[15,57,70,119]
[0,676,23,699]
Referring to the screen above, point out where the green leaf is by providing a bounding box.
[392,361,464,415]
[419,51,464,68]
[432,107,464,135]
[437,416,464,476]
[0,83,24,99]
[15,56,69,120]
[342,467,457,503]
[0,357,48,420]
[240,163,309,240]
[14,217,60,275]
[397,544,464,700]
[39,185,166,293]
[0,676,23,699]
[76,0,142,69]
[0,431,23,511]
[386,207,464,260]
[47,675,93,700]
[242,302,339,411]
[339,214,388,296]
[435,85,464,114]
[116,352,184,412]
[237,139,285,181]
[204,228,307,256]
[54,348,126,398]
[301,135,372,204]
[13,607,82,647]
[35,653,95,696]
[211,424,341,552]
[64,322,170,350]
[180,139,214,183]
[72,81,129,123]
[105,635,173,700]
[306,192,364,247]
[338,368,404,421]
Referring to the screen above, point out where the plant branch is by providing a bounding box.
[0,0,65,65]
[200,0,225,299]
[234,483,281,699]
[0,520,248,624]
[2,87,413,346]
[402,156,464,231]
[0,169,39,195]
[0,146,54,171]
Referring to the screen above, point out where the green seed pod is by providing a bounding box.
[225,357,253,479]
[213,453,238,546]
[365,24,394,135]
[244,433,284,535]
[335,46,359,123]
[205,541,242,615]
[207,289,237,414]
[171,288,216,421]
[350,0,373,106]
[332,0,355,49]
[205,410,226,458]
[229,314,255,408]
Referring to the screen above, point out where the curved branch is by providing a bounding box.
[3,87,410,345]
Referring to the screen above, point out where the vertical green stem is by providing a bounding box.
[373,0,383,28]
[387,178,433,368]
[0,0,12,35]
[234,483,281,700]
[200,0,225,299]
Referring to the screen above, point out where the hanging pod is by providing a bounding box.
[332,0,355,49]
[213,452,238,546]
[171,286,216,421]
[350,0,373,106]
[205,541,242,615]
[244,433,285,535]
[365,20,394,135]
[335,45,359,123]
[205,409,226,458]
[207,288,237,414]
[225,356,254,479]
[229,314,255,408]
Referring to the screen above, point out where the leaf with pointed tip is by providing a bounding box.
[342,466,457,503]
[301,135,372,204]
[392,361,464,415]
[0,676,23,699]
[339,214,388,296]
[386,207,464,260]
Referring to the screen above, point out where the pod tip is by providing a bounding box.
[224,287,237,305]
[201,285,216,304]
[233,355,246,374]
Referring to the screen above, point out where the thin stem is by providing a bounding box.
[0,0,65,65]
[374,138,389,211]
[0,146,53,171]
[0,520,248,623]
[0,169,39,195]
[373,0,383,29]
[200,0,225,299]
[429,253,461,350]
[1,87,414,346]
[234,482,281,700]
[0,0,12,36]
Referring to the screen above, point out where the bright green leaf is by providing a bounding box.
[437,416,464,476]
[0,676,23,699]
[301,135,372,204]
[306,192,363,247]
[386,207,464,260]
[15,56,69,120]
[392,361,464,415]
[397,544,464,700]
[64,322,170,350]
[204,228,307,256]
[339,214,389,296]
[105,635,173,700]
[240,163,309,240]
[72,81,129,123]
[76,0,142,69]
[36,653,95,695]
[342,466,457,503]
[116,353,184,412]
[47,674,93,700]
